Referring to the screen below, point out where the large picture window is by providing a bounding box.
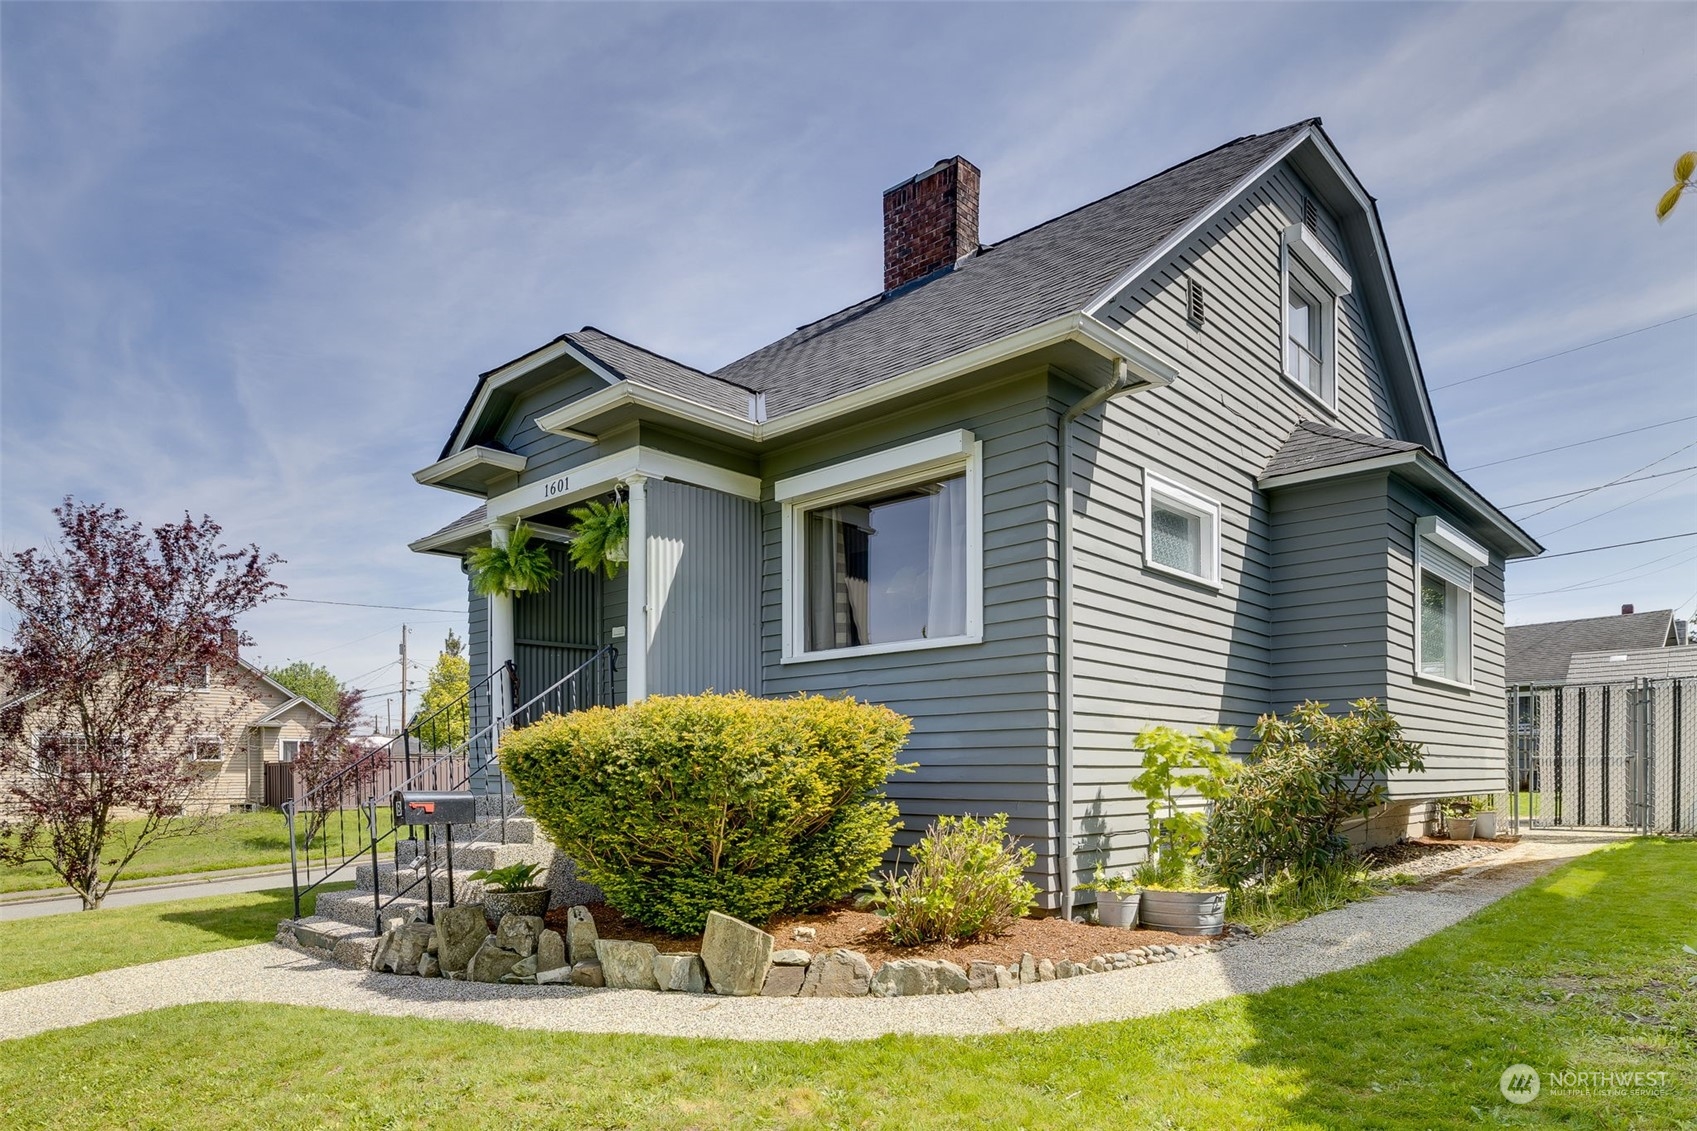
[1415,516,1488,688]
[779,430,983,661]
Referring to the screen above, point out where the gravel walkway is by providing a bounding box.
[0,830,1622,1044]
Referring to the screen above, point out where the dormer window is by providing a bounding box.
[1280,223,1353,411]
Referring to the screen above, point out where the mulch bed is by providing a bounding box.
[543,900,1213,967]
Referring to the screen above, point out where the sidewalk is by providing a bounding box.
[0,859,353,921]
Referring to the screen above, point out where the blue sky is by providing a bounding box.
[3,2,1694,717]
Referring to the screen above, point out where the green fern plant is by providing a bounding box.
[566,498,630,578]
[466,521,558,597]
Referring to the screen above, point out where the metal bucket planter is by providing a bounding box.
[1138,888,1226,936]
[1474,811,1498,840]
[482,888,550,928]
[1447,816,1476,842]
[1094,890,1141,929]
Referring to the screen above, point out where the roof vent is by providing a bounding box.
[1302,196,1318,230]
[1186,277,1206,327]
[1621,604,1635,615]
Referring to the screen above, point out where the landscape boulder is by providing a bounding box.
[565,904,599,964]
[371,923,435,976]
[798,949,873,998]
[760,965,806,997]
[699,910,774,997]
[435,905,491,975]
[869,959,969,998]
[568,959,606,988]
[595,939,661,991]
[466,939,524,984]
[535,929,568,978]
[495,914,543,958]
[653,953,709,994]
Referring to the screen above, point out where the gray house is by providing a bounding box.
[412,119,1541,912]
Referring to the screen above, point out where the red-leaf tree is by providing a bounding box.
[0,499,283,909]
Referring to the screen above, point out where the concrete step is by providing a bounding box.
[450,840,554,872]
[475,793,527,820]
[313,888,432,933]
[458,816,538,844]
[354,860,490,901]
[279,914,381,970]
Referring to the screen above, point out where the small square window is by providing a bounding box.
[167,662,211,691]
[1143,475,1220,586]
[187,736,224,762]
[280,739,302,763]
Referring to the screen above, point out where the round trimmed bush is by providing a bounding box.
[499,691,913,935]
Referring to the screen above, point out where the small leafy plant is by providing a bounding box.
[468,861,546,893]
[1129,725,1239,889]
[566,498,630,578]
[466,522,559,598]
[1442,797,1476,818]
[1073,863,1139,894]
[868,814,1037,945]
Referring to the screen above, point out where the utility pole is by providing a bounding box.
[399,624,410,733]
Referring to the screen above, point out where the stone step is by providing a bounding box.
[475,793,527,820]
[312,888,432,933]
[450,840,554,872]
[354,860,490,901]
[279,915,381,970]
[458,816,538,844]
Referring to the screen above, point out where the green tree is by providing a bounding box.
[412,634,470,751]
[265,661,344,715]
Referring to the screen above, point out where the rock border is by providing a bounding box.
[325,904,1248,999]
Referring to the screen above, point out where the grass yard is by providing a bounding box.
[0,808,393,893]
[0,884,349,991]
[1,839,1691,1129]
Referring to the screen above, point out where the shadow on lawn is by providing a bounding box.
[154,885,344,943]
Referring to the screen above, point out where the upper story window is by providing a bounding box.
[1415,516,1489,688]
[32,732,84,776]
[1280,223,1353,412]
[1143,473,1221,587]
[777,430,983,662]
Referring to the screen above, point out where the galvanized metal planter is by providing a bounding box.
[1094,890,1141,929]
[1138,888,1226,936]
[1446,816,1476,841]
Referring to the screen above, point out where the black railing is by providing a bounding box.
[283,647,618,932]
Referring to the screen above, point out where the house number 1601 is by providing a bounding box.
[543,477,568,499]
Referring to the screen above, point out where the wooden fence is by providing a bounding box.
[263,754,470,811]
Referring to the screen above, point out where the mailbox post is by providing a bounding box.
[391,791,477,922]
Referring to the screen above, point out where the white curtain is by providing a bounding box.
[925,477,967,638]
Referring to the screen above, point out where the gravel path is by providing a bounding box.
[0,830,1622,1045]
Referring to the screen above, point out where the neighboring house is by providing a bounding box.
[2,640,334,813]
[411,118,1541,910]
[1507,606,1696,685]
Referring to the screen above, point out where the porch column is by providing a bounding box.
[487,520,516,725]
[625,474,649,701]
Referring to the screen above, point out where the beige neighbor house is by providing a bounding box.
[2,645,334,814]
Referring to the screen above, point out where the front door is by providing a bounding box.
[513,543,602,713]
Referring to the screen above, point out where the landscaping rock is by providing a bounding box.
[510,954,538,979]
[1056,960,1087,979]
[535,929,568,978]
[466,939,523,984]
[1088,956,1110,974]
[565,904,599,965]
[967,961,999,991]
[653,953,709,994]
[569,959,606,988]
[495,914,543,959]
[870,959,969,997]
[371,923,435,976]
[418,952,440,978]
[536,965,569,985]
[799,949,873,998]
[1038,958,1056,982]
[699,910,774,997]
[995,966,1016,990]
[595,939,661,991]
[760,965,806,997]
[434,905,490,975]
[770,948,812,966]
[791,926,817,942]
[1019,953,1037,985]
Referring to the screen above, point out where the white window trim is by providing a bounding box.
[279,738,303,763]
[779,431,984,664]
[1414,516,1488,690]
[1279,224,1351,414]
[1142,473,1222,589]
[187,735,226,762]
[30,731,82,776]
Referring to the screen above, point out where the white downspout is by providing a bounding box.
[624,474,649,701]
[1056,359,1138,919]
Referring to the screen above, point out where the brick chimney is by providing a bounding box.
[221,627,241,659]
[883,156,980,292]
[1621,604,1635,615]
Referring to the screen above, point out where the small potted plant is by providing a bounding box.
[469,861,550,925]
[1127,725,1239,936]
[1442,798,1476,841]
[1472,795,1499,840]
[1075,865,1141,928]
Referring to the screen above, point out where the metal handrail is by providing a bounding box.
[284,647,618,931]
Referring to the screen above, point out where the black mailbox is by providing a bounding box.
[393,790,477,826]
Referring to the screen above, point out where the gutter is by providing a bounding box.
[1055,357,1159,918]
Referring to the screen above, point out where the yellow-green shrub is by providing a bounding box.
[499,692,913,934]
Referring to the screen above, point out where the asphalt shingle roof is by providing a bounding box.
[711,120,1316,417]
[419,505,487,545]
[1506,610,1677,683]
[564,328,756,419]
[1260,420,1425,481]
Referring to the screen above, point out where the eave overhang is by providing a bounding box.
[413,445,528,497]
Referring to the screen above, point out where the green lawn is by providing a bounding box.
[1,808,393,893]
[0,884,349,992]
[2,839,1691,1129]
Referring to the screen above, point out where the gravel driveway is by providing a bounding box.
[0,830,1621,1044]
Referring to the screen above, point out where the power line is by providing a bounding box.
[1432,311,1697,391]
[1517,532,1697,561]
[1518,442,1697,519]
[277,597,463,613]
[1458,415,1697,471]
[1503,463,1697,507]
[1514,548,1697,597]
[1537,468,1697,538]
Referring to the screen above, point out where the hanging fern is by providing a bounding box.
[466,522,559,597]
[566,498,630,578]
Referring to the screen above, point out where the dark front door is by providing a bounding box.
[513,544,602,712]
